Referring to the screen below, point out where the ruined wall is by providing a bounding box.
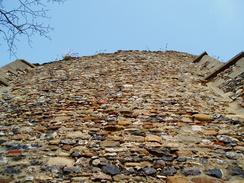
[0,60,35,88]
[193,53,224,77]
[210,57,244,105]
[193,52,244,110]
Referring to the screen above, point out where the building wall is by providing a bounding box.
[210,57,244,103]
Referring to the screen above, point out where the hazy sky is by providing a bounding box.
[0,0,244,66]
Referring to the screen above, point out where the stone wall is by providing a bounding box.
[0,60,35,88]
[192,52,224,77]
[193,52,244,111]
[209,56,244,105]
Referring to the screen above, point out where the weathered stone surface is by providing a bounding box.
[0,50,243,182]
[92,172,112,181]
[191,176,224,183]
[145,135,162,143]
[217,135,238,145]
[117,119,132,126]
[47,157,75,167]
[100,140,120,148]
[143,167,157,175]
[160,167,177,176]
[0,178,13,183]
[125,161,152,169]
[205,168,223,179]
[102,164,121,176]
[166,176,189,183]
[181,167,201,176]
[227,166,244,177]
[193,114,212,121]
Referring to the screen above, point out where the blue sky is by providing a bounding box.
[1,0,244,66]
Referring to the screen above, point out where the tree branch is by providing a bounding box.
[0,0,64,56]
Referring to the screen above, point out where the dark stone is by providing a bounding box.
[12,155,25,161]
[130,156,143,162]
[63,166,81,174]
[160,167,177,176]
[130,130,145,137]
[147,114,166,122]
[182,168,201,176]
[18,144,29,150]
[28,119,38,125]
[91,134,105,141]
[161,155,174,162]
[104,125,121,131]
[227,166,244,177]
[71,151,81,158]
[126,168,136,175]
[102,164,120,176]
[0,139,6,145]
[176,157,187,162]
[31,143,42,148]
[12,127,19,134]
[147,147,171,157]
[205,168,222,179]
[30,159,42,165]
[143,167,157,175]
[4,166,21,175]
[3,142,29,150]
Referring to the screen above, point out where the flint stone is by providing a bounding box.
[160,167,177,176]
[182,168,201,176]
[63,166,81,174]
[205,168,222,179]
[226,151,241,160]
[143,167,157,175]
[4,166,21,175]
[217,135,238,145]
[102,164,121,176]
[227,166,244,177]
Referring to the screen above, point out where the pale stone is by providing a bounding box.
[163,142,180,148]
[104,147,126,152]
[54,116,70,122]
[191,176,224,183]
[125,161,152,168]
[117,120,132,126]
[181,116,193,123]
[100,140,120,147]
[66,131,90,139]
[193,114,212,121]
[124,135,144,142]
[47,157,75,167]
[35,175,53,181]
[202,129,218,136]
[145,135,162,143]
[49,139,60,145]
[192,125,202,131]
[166,176,189,183]
[92,172,112,181]
[145,142,162,147]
